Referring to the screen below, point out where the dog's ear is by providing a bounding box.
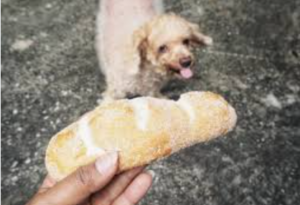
[189,22,213,46]
[129,25,148,75]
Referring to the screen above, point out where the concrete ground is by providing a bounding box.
[1,0,300,204]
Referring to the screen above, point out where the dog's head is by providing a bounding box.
[132,13,213,79]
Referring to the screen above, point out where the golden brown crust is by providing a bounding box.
[45,92,237,180]
[45,124,99,180]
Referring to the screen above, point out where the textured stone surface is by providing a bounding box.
[1,0,300,204]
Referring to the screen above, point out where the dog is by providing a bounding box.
[96,0,212,100]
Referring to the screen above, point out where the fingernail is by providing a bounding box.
[95,152,118,175]
[147,170,155,179]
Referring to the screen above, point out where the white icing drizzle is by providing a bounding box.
[130,98,150,131]
[177,99,195,123]
[78,115,104,156]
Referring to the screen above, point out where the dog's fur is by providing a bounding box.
[96,0,212,100]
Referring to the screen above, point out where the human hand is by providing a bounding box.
[26,152,153,205]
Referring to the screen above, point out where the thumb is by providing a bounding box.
[40,152,118,205]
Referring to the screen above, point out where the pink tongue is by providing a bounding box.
[180,68,193,79]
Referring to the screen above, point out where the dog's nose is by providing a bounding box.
[179,57,192,68]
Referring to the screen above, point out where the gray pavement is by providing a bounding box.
[1,0,300,204]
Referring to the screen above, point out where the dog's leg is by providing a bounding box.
[102,87,128,101]
[96,0,107,76]
[153,0,165,14]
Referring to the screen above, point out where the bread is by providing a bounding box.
[45,91,237,180]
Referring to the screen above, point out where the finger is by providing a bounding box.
[91,166,145,205]
[38,175,57,193]
[39,152,118,205]
[112,172,153,205]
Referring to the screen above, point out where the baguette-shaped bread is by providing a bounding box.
[46,91,237,180]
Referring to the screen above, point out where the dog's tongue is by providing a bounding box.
[180,68,193,79]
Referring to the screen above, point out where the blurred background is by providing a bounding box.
[1,0,300,204]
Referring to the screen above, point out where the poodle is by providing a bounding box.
[96,0,212,100]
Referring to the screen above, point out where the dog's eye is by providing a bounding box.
[183,39,190,46]
[158,45,168,54]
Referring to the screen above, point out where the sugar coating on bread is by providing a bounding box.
[46,91,237,180]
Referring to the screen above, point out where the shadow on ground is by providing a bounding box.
[1,0,300,204]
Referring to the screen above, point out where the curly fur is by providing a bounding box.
[96,0,212,100]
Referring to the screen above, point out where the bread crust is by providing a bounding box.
[46,92,237,180]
